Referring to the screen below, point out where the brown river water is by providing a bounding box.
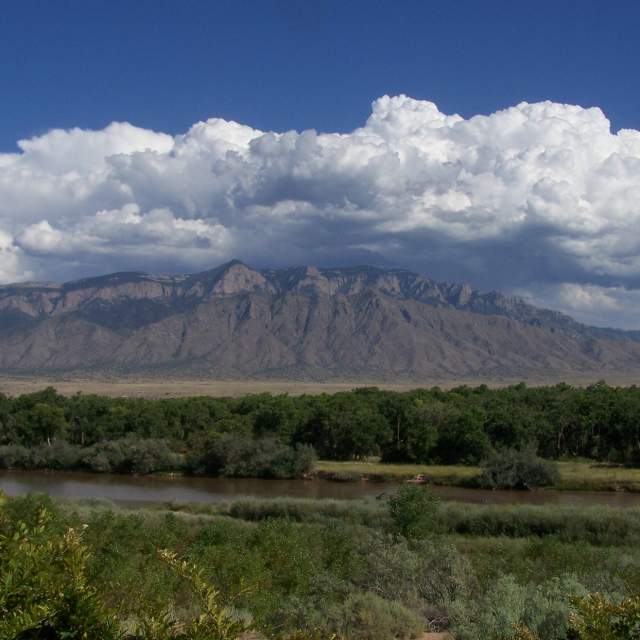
[2,470,640,507]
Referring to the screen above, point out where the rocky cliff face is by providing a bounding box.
[0,260,639,379]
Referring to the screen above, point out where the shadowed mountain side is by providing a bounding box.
[0,260,639,379]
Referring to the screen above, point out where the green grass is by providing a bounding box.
[162,497,640,545]
[554,461,640,491]
[316,459,479,483]
[316,459,640,492]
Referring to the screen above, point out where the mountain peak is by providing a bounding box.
[211,261,266,296]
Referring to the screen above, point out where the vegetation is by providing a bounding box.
[4,381,640,636]
[388,484,440,539]
[190,433,316,479]
[0,433,314,480]
[476,448,560,490]
[2,382,640,484]
[2,491,640,639]
[316,458,640,492]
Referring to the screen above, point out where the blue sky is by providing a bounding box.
[2,0,639,149]
[2,0,640,328]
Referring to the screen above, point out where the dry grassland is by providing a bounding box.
[1,371,639,398]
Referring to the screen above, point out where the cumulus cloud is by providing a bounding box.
[519,283,640,329]
[0,230,28,282]
[2,95,640,328]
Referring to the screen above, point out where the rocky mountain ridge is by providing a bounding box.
[0,260,638,379]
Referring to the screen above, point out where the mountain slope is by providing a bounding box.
[0,260,639,380]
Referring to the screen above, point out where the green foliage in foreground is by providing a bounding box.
[0,498,119,639]
[0,497,251,640]
[2,491,640,639]
[512,593,640,639]
[569,593,640,639]
[135,549,251,640]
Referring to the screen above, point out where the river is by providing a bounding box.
[2,470,640,507]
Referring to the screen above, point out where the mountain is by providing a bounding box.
[0,260,639,380]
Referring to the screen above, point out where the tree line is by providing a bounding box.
[1,381,640,473]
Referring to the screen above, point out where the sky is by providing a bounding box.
[1,0,640,328]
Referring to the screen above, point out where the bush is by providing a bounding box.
[0,445,33,469]
[333,591,424,640]
[476,448,560,490]
[31,441,83,470]
[198,433,315,479]
[0,496,251,640]
[387,484,439,540]
[82,438,180,474]
[569,592,640,640]
[451,574,587,640]
[0,502,119,639]
[136,549,250,640]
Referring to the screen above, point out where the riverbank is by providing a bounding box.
[315,459,640,492]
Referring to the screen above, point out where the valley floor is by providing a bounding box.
[2,371,640,397]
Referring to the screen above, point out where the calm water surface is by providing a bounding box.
[2,470,640,507]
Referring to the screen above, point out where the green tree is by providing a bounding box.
[432,405,492,464]
[17,403,68,446]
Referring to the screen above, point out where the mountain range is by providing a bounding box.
[0,260,639,380]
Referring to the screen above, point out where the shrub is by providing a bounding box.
[387,484,439,540]
[0,502,119,639]
[500,591,640,640]
[0,495,252,640]
[135,549,250,640]
[82,440,126,473]
[452,574,586,640]
[0,445,33,469]
[333,590,424,640]
[569,592,640,640]
[121,439,180,475]
[198,434,315,479]
[476,448,560,490]
[30,441,82,470]
[82,438,180,474]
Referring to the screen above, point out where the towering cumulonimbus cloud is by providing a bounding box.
[2,95,640,328]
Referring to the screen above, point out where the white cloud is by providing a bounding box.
[17,204,232,269]
[2,95,640,327]
[520,283,640,330]
[0,230,28,282]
